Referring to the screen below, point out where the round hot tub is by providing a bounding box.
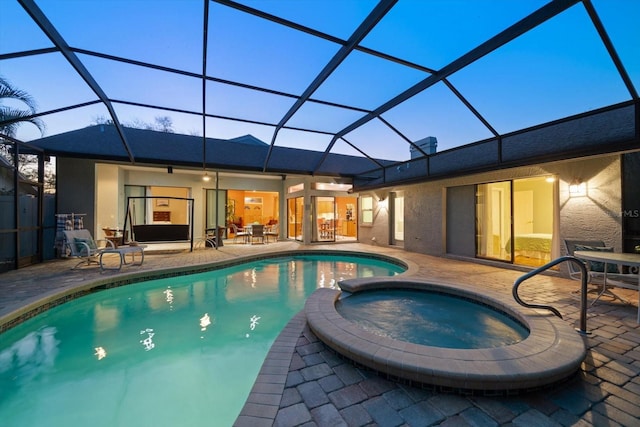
[305,277,586,393]
[336,288,529,350]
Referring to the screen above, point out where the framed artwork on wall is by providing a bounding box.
[245,197,263,204]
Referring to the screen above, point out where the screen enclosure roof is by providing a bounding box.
[1,0,638,178]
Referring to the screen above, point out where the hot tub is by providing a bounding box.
[305,277,586,393]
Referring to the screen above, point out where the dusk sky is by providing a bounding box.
[1,0,638,162]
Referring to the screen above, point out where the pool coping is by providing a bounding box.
[234,311,308,427]
[305,276,587,393]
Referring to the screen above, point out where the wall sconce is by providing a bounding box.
[202,172,211,182]
[568,179,587,197]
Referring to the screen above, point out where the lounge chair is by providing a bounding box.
[63,229,115,269]
[564,239,637,304]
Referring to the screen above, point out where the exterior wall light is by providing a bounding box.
[568,179,586,197]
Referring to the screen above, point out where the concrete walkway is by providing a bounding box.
[1,242,639,426]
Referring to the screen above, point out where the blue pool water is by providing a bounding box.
[0,255,403,427]
[336,289,528,349]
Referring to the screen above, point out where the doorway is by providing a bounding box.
[476,181,512,262]
[475,177,555,266]
[512,177,555,267]
[390,192,404,246]
[288,197,303,241]
[312,196,358,243]
[314,196,335,242]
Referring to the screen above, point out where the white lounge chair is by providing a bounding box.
[63,229,115,269]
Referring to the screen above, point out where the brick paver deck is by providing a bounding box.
[1,242,639,426]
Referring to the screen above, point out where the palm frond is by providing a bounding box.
[0,106,46,137]
[0,77,38,114]
[0,76,45,137]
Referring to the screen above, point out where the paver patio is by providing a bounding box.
[1,242,638,426]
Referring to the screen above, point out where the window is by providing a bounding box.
[361,196,373,225]
[312,182,352,191]
[287,183,304,193]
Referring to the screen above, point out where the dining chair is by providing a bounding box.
[231,223,249,243]
[249,224,265,244]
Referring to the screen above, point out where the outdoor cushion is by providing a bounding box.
[574,245,619,273]
[75,237,97,253]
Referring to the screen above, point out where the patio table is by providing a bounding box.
[574,250,640,323]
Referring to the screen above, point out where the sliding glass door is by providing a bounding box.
[287,197,303,241]
[476,181,512,262]
[391,192,404,245]
[475,177,555,266]
[205,189,227,235]
[314,196,336,242]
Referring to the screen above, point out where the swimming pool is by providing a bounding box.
[0,254,404,427]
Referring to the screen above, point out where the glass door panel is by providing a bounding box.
[391,192,404,244]
[336,196,357,241]
[315,196,335,242]
[206,189,227,239]
[205,190,227,228]
[476,181,512,262]
[513,177,555,267]
[287,197,303,241]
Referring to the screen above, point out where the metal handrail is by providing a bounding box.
[513,256,589,335]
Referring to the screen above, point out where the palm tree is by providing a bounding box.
[0,76,47,185]
[0,75,45,137]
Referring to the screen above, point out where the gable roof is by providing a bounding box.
[227,135,269,147]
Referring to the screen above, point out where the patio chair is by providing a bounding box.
[231,223,249,244]
[63,229,115,269]
[203,226,225,248]
[265,223,278,243]
[249,224,265,244]
[564,239,637,304]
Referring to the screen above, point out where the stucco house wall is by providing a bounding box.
[360,154,623,275]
